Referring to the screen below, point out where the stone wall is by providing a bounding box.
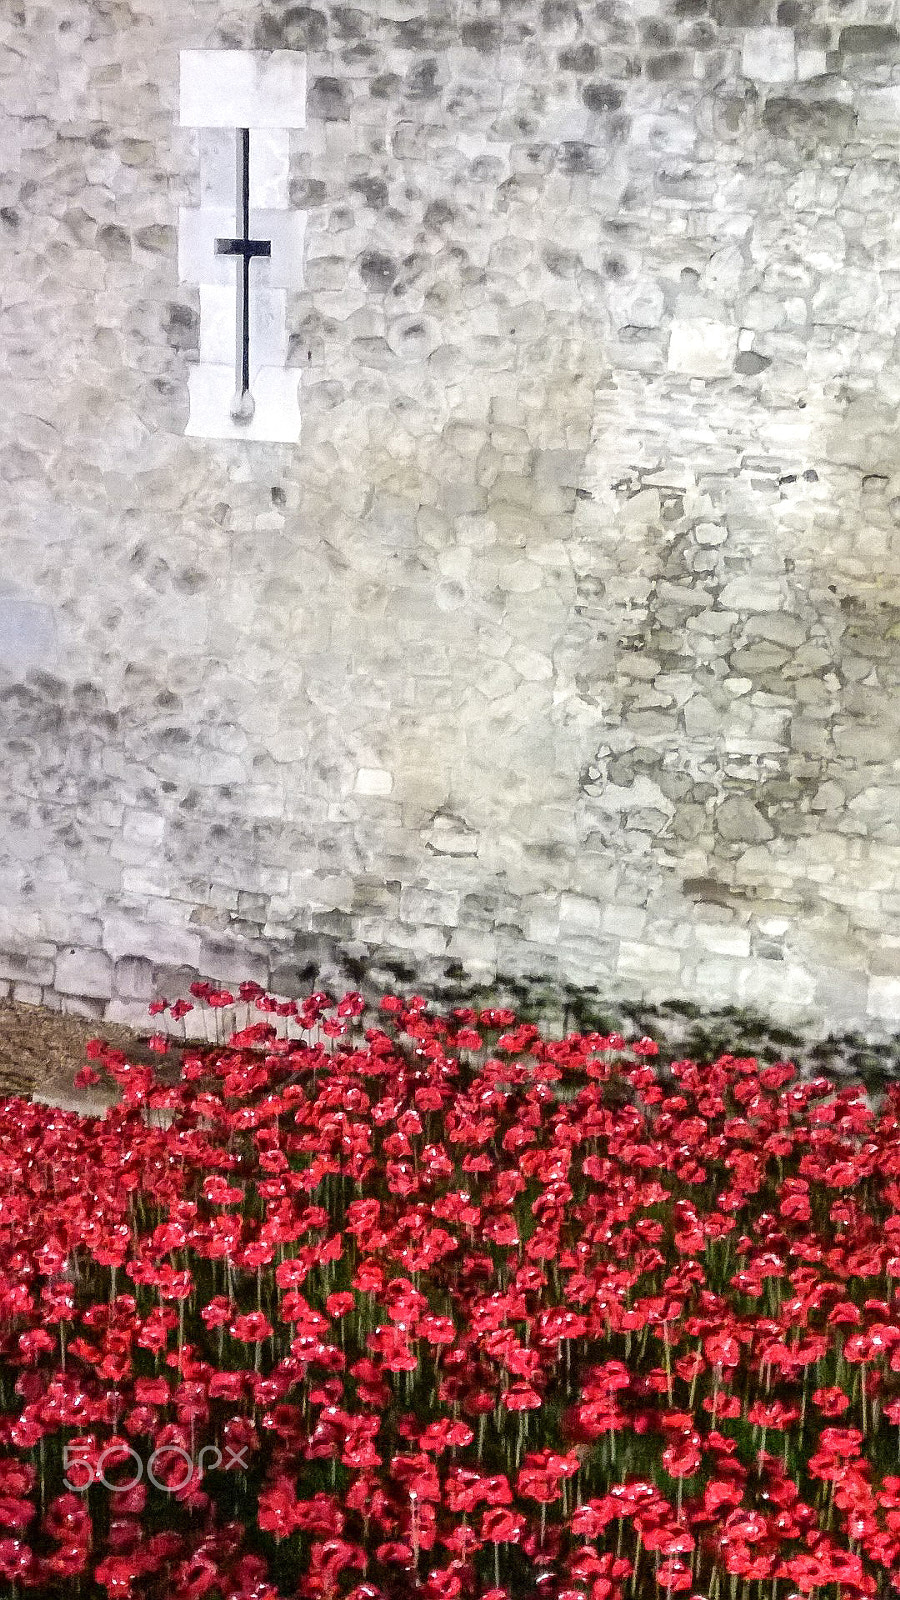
[1,0,899,1040]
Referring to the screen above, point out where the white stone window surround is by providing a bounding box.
[178,51,307,444]
[180,51,308,131]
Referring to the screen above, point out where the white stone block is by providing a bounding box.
[180,51,307,130]
[742,28,796,85]
[399,887,460,926]
[524,904,560,945]
[199,128,290,208]
[667,320,738,379]
[617,942,681,980]
[56,947,114,1000]
[559,893,603,936]
[629,112,696,157]
[181,51,254,126]
[0,596,57,675]
[260,210,307,289]
[868,976,900,1021]
[696,523,728,546]
[199,284,287,369]
[856,86,900,131]
[355,768,393,796]
[250,129,291,207]
[796,48,827,81]
[591,776,675,817]
[446,928,497,967]
[718,578,786,612]
[122,809,166,845]
[185,365,301,444]
[508,645,553,681]
[199,283,236,365]
[742,963,816,1010]
[691,957,744,1006]
[199,129,237,204]
[694,923,752,958]
[179,204,235,285]
[105,999,162,1031]
[600,904,646,939]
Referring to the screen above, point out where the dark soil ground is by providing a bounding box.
[0,999,180,1108]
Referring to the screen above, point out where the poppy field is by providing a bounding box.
[1,981,899,1600]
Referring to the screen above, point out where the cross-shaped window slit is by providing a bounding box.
[214,128,272,421]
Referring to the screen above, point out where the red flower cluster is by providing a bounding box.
[1,987,900,1600]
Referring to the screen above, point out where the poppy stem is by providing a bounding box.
[860,1360,867,1436]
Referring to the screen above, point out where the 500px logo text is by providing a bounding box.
[63,1439,249,1494]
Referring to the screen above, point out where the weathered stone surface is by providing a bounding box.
[0,0,897,1045]
[55,948,114,1000]
[114,955,154,1001]
[839,26,899,56]
[833,724,897,764]
[0,948,56,986]
[718,579,787,613]
[716,799,775,845]
[423,814,479,857]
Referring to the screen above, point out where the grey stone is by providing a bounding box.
[719,578,787,613]
[810,781,846,813]
[833,724,897,764]
[13,983,44,1007]
[358,251,397,289]
[762,99,857,146]
[0,948,56,985]
[533,450,585,489]
[114,955,155,1001]
[582,81,623,113]
[97,223,131,261]
[790,719,831,756]
[734,351,771,376]
[814,967,869,1018]
[399,887,461,926]
[308,77,352,120]
[683,695,724,737]
[135,224,176,253]
[839,26,899,55]
[715,798,775,844]
[743,613,807,648]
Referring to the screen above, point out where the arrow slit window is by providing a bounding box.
[215,128,272,421]
[178,51,307,443]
